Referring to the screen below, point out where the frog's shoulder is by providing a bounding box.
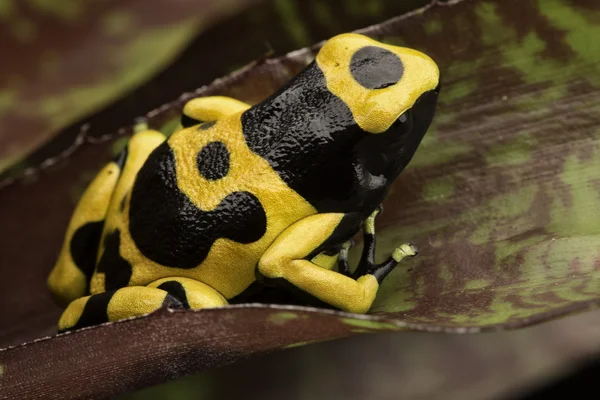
[239,58,361,212]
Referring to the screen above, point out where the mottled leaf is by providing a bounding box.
[0,0,260,173]
[1,0,600,398]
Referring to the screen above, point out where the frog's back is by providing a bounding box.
[47,128,166,306]
[90,116,316,299]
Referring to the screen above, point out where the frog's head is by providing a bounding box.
[317,33,440,179]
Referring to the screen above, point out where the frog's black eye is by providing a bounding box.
[350,46,404,89]
[390,110,412,135]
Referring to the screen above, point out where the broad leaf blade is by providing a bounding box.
[1,0,600,398]
[369,0,600,326]
[0,0,435,349]
[126,311,600,400]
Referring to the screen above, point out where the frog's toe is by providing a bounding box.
[370,242,419,283]
[392,242,419,259]
[58,286,183,333]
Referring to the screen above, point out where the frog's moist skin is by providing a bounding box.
[48,33,440,332]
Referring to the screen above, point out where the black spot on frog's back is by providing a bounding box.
[129,142,267,269]
[196,141,230,181]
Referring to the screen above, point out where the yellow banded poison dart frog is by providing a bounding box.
[48,33,440,332]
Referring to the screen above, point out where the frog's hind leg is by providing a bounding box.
[58,286,184,333]
[147,277,229,309]
[47,158,123,307]
[58,278,229,332]
[180,96,250,128]
[88,122,166,293]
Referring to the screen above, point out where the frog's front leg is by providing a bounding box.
[352,207,418,280]
[181,96,250,127]
[58,277,228,332]
[258,213,416,314]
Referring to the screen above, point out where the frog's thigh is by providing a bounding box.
[182,96,250,127]
[58,286,183,333]
[48,162,120,307]
[258,213,380,314]
[147,277,228,309]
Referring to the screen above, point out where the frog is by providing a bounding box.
[47,33,440,333]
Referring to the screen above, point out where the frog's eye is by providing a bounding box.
[389,110,412,135]
[350,46,404,89]
[392,111,409,127]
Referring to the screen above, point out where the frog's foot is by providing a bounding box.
[58,278,228,333]
[352,206,418,282]
[370,242,418,282]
